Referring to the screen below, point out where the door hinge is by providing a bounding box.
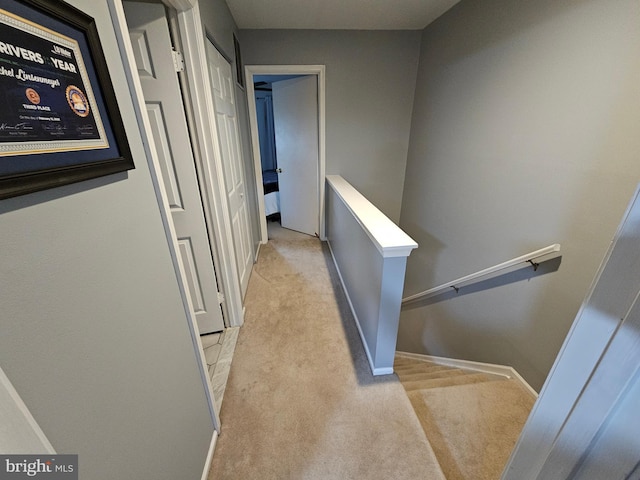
[172,49,185,73]
[217,292,225,305]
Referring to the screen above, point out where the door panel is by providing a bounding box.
[272,76,319,236]
[124,2,224,333]
[206,41,253,298]
[177,238,206,314]
[145,103,183,210]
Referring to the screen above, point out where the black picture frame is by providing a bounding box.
[0,0,133,200]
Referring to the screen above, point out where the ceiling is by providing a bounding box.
[225,0,461,30]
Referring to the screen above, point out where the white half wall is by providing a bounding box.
[326,176,417,374]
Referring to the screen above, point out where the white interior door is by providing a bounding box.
[124,2,224,334]
[205,40,253,298]
[272,76,319,236]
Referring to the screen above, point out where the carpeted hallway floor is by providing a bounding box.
[208,222,446,479]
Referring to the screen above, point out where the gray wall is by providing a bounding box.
[199,0,237,60]
[398,0,640,390]
[199,0,261,256]
[240,29,421,222]
[0,1,213,478]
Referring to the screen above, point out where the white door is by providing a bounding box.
[272,76,319,236]
[206,41,253,298]
[124,2,224,334]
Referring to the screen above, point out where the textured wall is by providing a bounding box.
[398,0,640,390]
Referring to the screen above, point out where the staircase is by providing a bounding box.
[394,355,536,480]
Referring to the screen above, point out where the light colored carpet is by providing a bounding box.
[395,357,535,480]
[208,223,445,480]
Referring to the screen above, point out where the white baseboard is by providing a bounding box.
[200,430,218,480]
[395,351,538,399]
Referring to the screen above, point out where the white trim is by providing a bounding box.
[108,0,220,430]
[326,175,418,258]
[200,430,218,480]
[171,3,245,328]
[395,351,539,399]
[163,0,196,10]
[245,65,327,242]
[0,366,56,454]
[254,240,262,262]
[403,244,561,304]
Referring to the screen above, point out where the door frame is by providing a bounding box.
[113,0,245,330]
[245,65,326,243]
[164,2,245,329]
[109,0,222,437]
[108,0,246,440]
[0,365,55,453]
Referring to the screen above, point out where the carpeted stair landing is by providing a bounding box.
[207,223,535,479]
[394,355,536,480]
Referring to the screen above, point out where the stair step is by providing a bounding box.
[397,369,467,383]
[402,372,503,391]
[394,356,439,367]
[395,364,457,376]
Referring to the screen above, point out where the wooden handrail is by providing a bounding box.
[402,244,561,305]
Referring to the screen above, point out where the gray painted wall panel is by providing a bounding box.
[398,0,640,390]
[240,29,421,222]
[326,187,384,360]
[0,1,213,478]
[326,178,412,374]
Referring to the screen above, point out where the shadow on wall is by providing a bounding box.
[402,256,562,309]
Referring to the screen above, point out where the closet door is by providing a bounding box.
[125,1,225,333]
[206,40,253,297]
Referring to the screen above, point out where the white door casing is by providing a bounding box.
[124,2,224,334]
[206,41,253,298]
[110,0,223,441]
[272,76,319,237]
[245,65,326,244]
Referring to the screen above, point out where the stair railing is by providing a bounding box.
[402,244,561,305]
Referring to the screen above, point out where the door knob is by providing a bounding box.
[276,168,283,173]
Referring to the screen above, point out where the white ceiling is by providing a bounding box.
[225,0,461,30]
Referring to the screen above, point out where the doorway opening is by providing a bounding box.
[246,66,326,243]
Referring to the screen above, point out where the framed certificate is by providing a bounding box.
[0,0,133,199]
